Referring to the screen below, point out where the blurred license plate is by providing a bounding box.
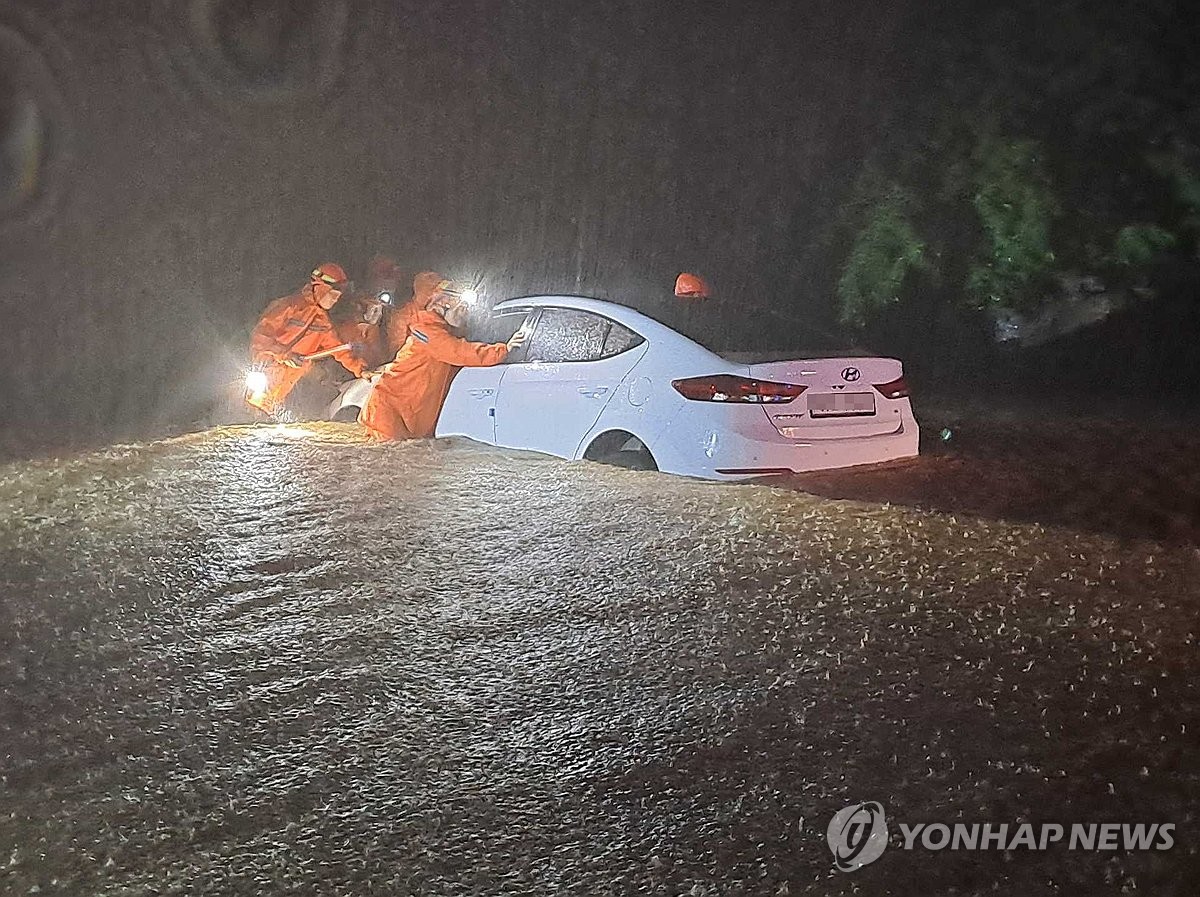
[809,392,876,417]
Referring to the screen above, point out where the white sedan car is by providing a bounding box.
[331,296,919,479]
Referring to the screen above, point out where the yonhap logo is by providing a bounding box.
[827,802,888,872]
[822,801,1175,873]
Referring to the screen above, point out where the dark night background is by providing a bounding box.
[2,0,1198,442]
[5,6,1200,894]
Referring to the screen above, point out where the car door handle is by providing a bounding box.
[578,386,609,398]
[468,388,495,398]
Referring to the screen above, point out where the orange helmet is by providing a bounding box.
[414,271,444,291]
[412,271,446,306]
[311,262,350,288]
[675,272,710,299]
[367,256,403,289]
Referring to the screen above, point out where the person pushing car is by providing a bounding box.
[359,282,527,440]
[247,262,368,415]
[384,270,447,356]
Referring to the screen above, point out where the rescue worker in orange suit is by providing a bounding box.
[675,272,710,301]
[332,256,401,371]
[384,270,446,356]
[360,285,527,440]
[331,292,388,371]
[248,263,368,414]
[367,255,405,307]
[672,271,715,346]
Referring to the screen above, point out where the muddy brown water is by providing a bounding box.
[1,424,1197,895]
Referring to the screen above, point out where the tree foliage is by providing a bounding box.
[967,138,1059,311]
[831,0,1200,327]
[1113,224,1177,268]
[836,187,926,326]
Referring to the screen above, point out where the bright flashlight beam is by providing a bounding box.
[246,370,269,395]
[460,288,479,305]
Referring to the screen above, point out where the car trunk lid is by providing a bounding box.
[745,356,906,439]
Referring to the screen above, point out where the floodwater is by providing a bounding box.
[1,424,1197,895]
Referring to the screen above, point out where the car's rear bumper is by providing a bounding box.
[650,407,920,480]
[713,423,918,479]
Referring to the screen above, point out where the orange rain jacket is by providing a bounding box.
[384,271,445,356]
[248,285,366,412]
[360,308,509,440]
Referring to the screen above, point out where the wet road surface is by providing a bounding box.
[2,424,1198,895]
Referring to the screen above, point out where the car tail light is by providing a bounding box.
[873,376,910,399]
[671,374,807,404]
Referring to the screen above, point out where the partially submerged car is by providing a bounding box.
[331,295,918,479]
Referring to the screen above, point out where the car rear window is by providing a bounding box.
[601,322,643,358]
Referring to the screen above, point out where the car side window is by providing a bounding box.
[526,309,610,363]
[600,321,644,359]
[495,310,536,364]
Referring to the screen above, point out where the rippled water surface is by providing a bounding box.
[2,424,1197,895]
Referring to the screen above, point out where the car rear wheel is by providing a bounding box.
[584,431,657,471]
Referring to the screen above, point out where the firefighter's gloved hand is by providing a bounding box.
[506,329,529,351]
[278,351,305,368]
